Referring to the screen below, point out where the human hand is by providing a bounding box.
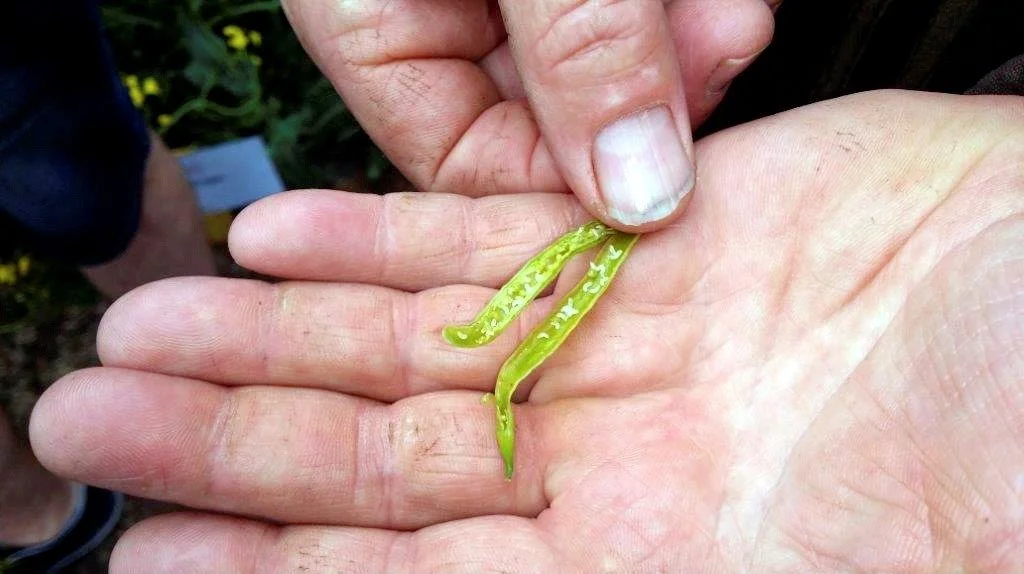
[280,0,776,231]
[31,90,1024,572]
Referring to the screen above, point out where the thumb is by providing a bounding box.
[500,0,695,231]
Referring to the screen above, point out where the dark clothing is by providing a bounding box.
[967,54,1024,96]
[701,0,1024,136]
[0,1,150,265]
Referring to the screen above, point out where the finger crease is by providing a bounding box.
[430,103,495,194]
[389,293,414,396]
[374,194,397,283]
[204,388,239,498]
[457,198,478,283]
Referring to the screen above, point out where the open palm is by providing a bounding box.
[31,90,1024,573]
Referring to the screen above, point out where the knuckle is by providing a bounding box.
[384,402,492,522]
[325,0,395,68]
[384,409,451,511]
[532,0,665,85]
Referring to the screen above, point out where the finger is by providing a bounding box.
[499,0,697,230]
[480,0,775,126]
[106,393,730,574]
[478,43,526,101]
[111,513,554,574]
[96,270,695,404]
[282,0,567,197]
[228,189,586,289]
[98,264,698,406]
[228,187,709,312]
[29,368,549,529]
[111,514,281,574]
[666,0,774,125]
[96,277,556,400]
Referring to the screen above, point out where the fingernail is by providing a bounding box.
[707,52,761,95]
[594,106,694,226]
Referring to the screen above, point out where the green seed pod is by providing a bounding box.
[442,220,616,348]
[492,231,639,479]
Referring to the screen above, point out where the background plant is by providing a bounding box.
[101,0,386,188]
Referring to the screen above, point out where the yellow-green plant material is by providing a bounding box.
[442,220,639,479]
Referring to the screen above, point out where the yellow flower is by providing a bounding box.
[124,74,139,88]
[0,264,16,285]
[128,84,145,108]
[157,114,174,128]
[227,34,248,51]
[248,30,262,46]
[17,255,30,276]
[142,77,161,96]
[223,25,248,51]
[249,55,262,67]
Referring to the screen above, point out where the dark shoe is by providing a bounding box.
[0,484,123,574]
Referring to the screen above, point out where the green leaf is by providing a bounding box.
[366,147,390,182]
[179,14,255,98]
[265,100,314,182]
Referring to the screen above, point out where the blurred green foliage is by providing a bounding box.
[0,252,97,335]
[101,0,384,189]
